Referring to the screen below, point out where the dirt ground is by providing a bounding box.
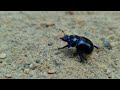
[0,11,120,79]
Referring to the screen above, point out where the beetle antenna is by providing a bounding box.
[62,30,66,36]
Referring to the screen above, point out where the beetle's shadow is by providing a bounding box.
[59,48,78,58]
[58,48,89,63]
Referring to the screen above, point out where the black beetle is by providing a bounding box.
[58,31,99,62]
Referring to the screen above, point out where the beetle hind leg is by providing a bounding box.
[77,50,87,63]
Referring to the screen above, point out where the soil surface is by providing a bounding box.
[0,11,120,79]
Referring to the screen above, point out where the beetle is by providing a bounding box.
[58,31,99,62]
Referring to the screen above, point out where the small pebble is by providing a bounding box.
[0,53,6,59]
[104,69,111,73]
[5,74,12,78]
[35,60,40,63]
[0,60,2,63]
[35,59,44,64]
[24,54,28,57]
[47,69,56,74]
[48,42,53,46]
[24,63,30,68]
[43,72,48,77]
[41,22,55,27]
[106,69,111,73]
[84,32,89,36]
[29,64,37,70]
[111,42,118,47]
[24,69,30,74]
[101,38,112,50]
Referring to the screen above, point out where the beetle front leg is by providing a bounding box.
[58,45,70,50]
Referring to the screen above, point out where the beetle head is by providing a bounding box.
[60,31,70,42]
[60,35,70,42]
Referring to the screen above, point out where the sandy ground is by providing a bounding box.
[0,11,120,79]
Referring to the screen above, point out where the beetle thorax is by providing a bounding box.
[67,35,79,47]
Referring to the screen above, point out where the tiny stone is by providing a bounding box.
[48,42,53,46]
[47,69,56,74]
[41,22,55,27]
[35,60,40,63]
[29,64,33,68]
[43,72,48,77]
[84,32,89,36]
[24,54,28,57]
[46,23,55,27]
[29,64,37,70]
[111,42,118,47]
[24,69,30,74]
[106,69,111,73]
[108,76,111,79]
[104,69,111,73]
[24,63,30,68]
[0,60,3,63]
[101,38,112,50]
[5,74,12,78]
[0,53,6,59]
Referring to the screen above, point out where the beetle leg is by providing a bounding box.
[73,52,77,57]
[77,49,86,62]
[78,54,83,62]
[78,54,87,62]
[81,54,87,60]
[94,45,99,49]
[58,45,70,50]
